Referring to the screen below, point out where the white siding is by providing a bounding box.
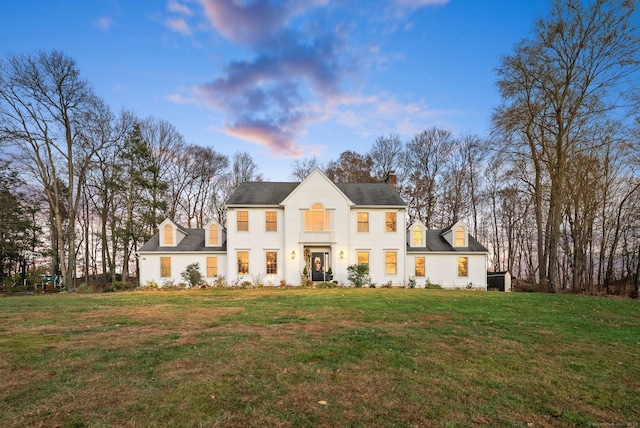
[139,252,227,286]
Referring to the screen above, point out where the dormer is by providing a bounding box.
[442,221,469,248]
[157,219,187,247]
[204,219,226,247]
[407,220,427,248]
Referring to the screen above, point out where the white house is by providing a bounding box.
[139,169,489,288]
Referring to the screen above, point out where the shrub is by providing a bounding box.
[347,263,371,288]
[408,277,417,289]
[425,282,442,289]
[105,281,130,292]
[181,263,203,288]
[316,281,337,289]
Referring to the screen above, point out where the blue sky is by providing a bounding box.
[1,0,550,181]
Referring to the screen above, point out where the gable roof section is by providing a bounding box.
[337,183,406,206]
[139,229,226,252]
[225,179,406,207]
[408,229,488,253]
[226,182,299,206]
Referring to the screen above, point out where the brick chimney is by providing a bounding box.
[385,171,397,190]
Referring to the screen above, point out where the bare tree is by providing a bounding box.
[493,0,640,291]
[0,50,113,290]
[289,156,322,181]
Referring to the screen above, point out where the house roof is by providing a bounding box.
[407,229,489,253]
[139,229,226,253]
[226,181,406,207]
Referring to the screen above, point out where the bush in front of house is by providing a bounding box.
[181,263,203,288]
[347,263,371,288]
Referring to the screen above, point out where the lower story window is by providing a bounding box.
[160,257,171,277]
[458,257,468,277]
[385,251,397,275]
[207,257,218,277]
[237,251,249,275]
[357,251,369,265]
[415,257,425,277]
[266,251,277,274]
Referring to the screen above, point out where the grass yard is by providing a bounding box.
[0,288,638,427]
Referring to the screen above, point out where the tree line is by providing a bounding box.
[1,0,639,294]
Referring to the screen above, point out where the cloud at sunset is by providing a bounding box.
[192,0,444,157]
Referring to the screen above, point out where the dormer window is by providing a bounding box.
[413,226,423,247]
[163,224,173,246]
[209,224,219,246]
[455,225,466,247]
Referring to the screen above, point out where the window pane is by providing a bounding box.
[385,212,396,232]
[209,225,219,245]
[304,204,330,231]
[455,226,465,247]
[413,227,422,247]
[266,252,277,274]
[357,212,369,232]
[385,251,397,275]
[160,257,171,277]
[163,224,173,245]
[415,257,425,277]
[237,251,249,274]
[207,257,218,277]
[457,257,468,277]
[237,211,248,231]
[357,251,369,265]
[265,212,277,232]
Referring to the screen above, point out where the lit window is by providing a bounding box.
[385,212,396,232]
[415,257,425,277]
[237,251,249,274]
[357,212,369,232]
[160,257,171,277]
[237,211,248,231]
[357,251,369,265]
[413,226,422,247]
[385,251,397,275]
[207,257,218,277]
[265,212,277,232]
[304,203,330,231]
[209,224,219,246]
[163,224,173,246]
[458,257,468,277]
[266,252,277,274]
[455,226,465,247]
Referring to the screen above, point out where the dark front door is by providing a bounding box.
[311,252,326,281]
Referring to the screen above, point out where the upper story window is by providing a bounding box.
[385,212,396,232]
[455,226,466,247]
[265,211,277,232]
[304,203,330,231]
[209,224,219,246]
[357,212,369,232]
[237,211,248,231]
[413,226,423,247]
[163,224,173,246]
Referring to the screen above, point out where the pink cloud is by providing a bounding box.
[165,17,192,35]
[167,0,193,15]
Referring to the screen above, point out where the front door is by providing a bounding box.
[311,252,326,281]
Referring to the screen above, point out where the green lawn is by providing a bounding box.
[0,288,638,427]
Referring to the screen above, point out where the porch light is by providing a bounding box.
[291,250,296,259]
[340,250,344,259]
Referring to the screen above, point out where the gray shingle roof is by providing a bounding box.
[225,181,406,206]
[407,230,489,253]
[139,229,226,252]
[337,183,406,206]
[225,182,299,206]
